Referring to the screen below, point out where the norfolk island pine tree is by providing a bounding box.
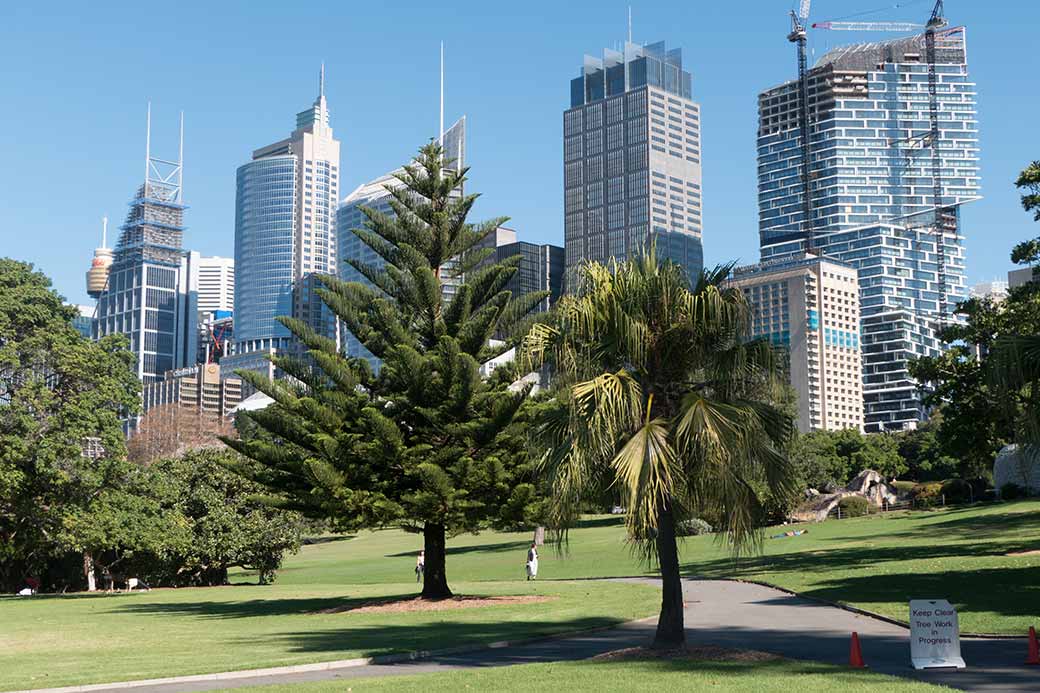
[224,142,548,598]
[521,252,796,648]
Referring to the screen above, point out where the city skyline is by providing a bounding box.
[2,0,1037,306]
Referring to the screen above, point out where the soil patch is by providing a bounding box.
[592,645,781,663]
[1006,549,1040,557]
[317,595,554,615]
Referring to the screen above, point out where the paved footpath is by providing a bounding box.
[28,579,1038,693]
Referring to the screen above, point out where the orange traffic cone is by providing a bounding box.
[849,631,866,668]
[1027,626,1040,665]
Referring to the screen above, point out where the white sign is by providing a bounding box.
[909,599,966,670]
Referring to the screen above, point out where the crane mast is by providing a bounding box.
[925,0,950,322]
[788,0,815,252]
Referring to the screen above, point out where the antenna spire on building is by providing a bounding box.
[102,216,108,248]
[320,62,326,99]
[628,6,632,43]
[144,101,152,194]
[439,42,445,148]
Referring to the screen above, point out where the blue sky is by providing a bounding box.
[2,0,1037,305]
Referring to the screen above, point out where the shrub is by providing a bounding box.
[677,518,714,536]
[1001,482,1027,500]
[890,480,916,496]
[836,496,874,517]
[910,481,944,508]
[940,479,973,503]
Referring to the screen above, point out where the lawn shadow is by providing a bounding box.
[302,535,356,545]
[116,593,419,620]
[384,540,531,558]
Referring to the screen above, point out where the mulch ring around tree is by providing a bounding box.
[592,645,781,663]
[316,595,555,615]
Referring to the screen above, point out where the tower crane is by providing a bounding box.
[788,0,816,252]
[813,0,953,323]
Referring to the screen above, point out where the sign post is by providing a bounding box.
[909,599,966,669]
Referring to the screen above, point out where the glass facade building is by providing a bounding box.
[757,27,980,432]
[234,156,296,350]
[230,69,341,376]
[95,183,198,384]
[564,40,703,284]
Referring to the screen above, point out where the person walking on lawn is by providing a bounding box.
[525,543,539,581]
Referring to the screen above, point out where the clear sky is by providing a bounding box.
[2,0,1037,306]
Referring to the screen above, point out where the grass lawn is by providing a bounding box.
[235,658,952,692]
[683,499,1040,635]
[2,501,1036,690]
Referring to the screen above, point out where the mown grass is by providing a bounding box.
[236,658,953,692]
[2,500,1036,690]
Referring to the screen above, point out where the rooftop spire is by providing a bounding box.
[101,216,108,248]
[320,62,325,99]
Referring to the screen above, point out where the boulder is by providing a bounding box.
[845,469,898,507]
[994,444,1040,497]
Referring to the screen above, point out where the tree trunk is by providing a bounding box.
[533,526,545,546]
[651,503,685,649]
[83,552,97,592]
[420,522,452,599]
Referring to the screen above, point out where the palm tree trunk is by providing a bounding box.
[652,503,685,649]
[420,522,452,599]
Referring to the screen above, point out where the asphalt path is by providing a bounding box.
[28,579,1038,693]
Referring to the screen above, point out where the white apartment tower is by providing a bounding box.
[197,256,234,315]
[728,254,863,433]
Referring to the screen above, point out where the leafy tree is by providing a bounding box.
[522,252,794,649]
[895,416,958,482]
[225,142,544,598]
[0,259,140,591]
[786,430,848,489]
[137,450,302,586]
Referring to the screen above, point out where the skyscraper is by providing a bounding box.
[479,227,564,314]
[94,107,198,383]
[337,117,466,369]
[727,255,863,433]
[757,25,980,432]
[564,40,703,284]
[197,256,234,315]
[229,67,340,374]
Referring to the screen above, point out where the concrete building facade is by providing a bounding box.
[729,255,863,433]
[564,40,703,283]
[140,362,243,419]
[197,256,234,315]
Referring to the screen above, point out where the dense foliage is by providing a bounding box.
[0,259,140,591]
[225,142,545,598]
[523,252,794,649]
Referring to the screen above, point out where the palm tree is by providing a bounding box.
[521,250,795,649]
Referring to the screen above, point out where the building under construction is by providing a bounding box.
[756,12,980,432]
[93,107,198,383]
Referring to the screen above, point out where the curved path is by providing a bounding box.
[23,579,1037,693]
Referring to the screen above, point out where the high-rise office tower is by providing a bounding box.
[229,67,340,375]
[95,107,198,383]
[197,256,234,315]
[337,117,466,369]
[757,25,979,432]
[728,255,863,433]
[564,41,703,283]
[479,226,565,314]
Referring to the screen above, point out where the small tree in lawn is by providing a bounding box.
[521,251,795,649]
[224,142,545,598]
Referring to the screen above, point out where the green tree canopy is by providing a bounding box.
[0,258,140,591]
[225,142,545,598]
[522,252,794,649]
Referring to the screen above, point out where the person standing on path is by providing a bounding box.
[525,543,538,581]
[415,550,425,583]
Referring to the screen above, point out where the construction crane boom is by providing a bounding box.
[788,0,815,252]
[813,21,922,31]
